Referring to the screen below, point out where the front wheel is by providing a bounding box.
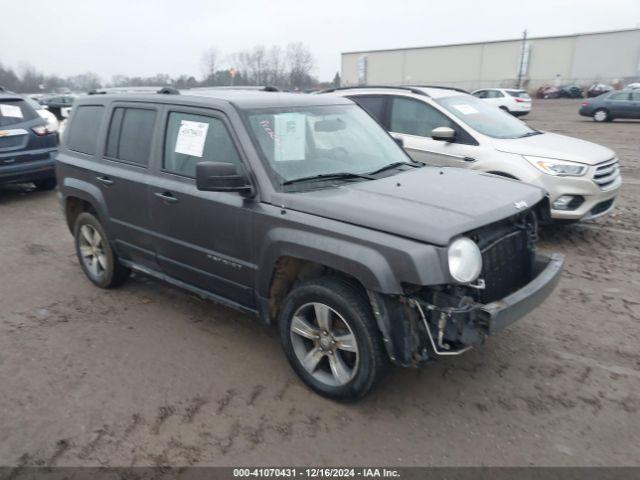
[74,212,130,288]
[278,277,387,401]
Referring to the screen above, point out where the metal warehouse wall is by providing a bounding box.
[341,28,640,91]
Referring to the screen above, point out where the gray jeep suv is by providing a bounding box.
[56,88,563,400]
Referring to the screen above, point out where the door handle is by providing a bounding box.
[96,175,114,186]
[154,191,179,204]
[463,156,476,162]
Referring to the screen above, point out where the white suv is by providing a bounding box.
[321,86,620,222]
[471,88,531,116]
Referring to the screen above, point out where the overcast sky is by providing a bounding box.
[1,0,639,82]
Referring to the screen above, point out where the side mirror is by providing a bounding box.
[196,161,253,195]
[393,136,404,147]
[431,126,456,142]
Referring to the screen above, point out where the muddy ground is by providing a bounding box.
[0,99,639,467]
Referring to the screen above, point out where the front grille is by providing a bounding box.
[478,229,533,304]
[592,157,620,190]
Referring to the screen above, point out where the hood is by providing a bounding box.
[492,131,614,165]
[273,167,545,246]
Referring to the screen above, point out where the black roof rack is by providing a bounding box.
[318,85,429,96]
[157,86,180,95]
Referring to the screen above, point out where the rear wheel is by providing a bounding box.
[74,212,130,288]
[593,108,610,122]
[499,106,512,115]
[278,277,387,401]
[33,178,57,191]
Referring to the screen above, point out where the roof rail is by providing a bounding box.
[406,84,469,93]
[157,86,180,95]
[318,85,429,96]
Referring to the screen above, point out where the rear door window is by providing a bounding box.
[0,99,39,127]
[163,112,241,178]
[105,107,157,165]
[66,105,105,155]
[349,96,387,124]
[608,92,630,101]
[631,91,640,101]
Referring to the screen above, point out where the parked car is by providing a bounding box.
[39,95,75,120]
[579,89,640,122]
[322,86,621,222]
[471,88,531,116]
[56,88,563,400]
[0,89,58,190]
[535,85,561,99]
[625,82,640,90]
[587,83,613,98]
[24,96,60,134]
[558,85,584,98]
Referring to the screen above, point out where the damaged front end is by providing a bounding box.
[369,207,564,366]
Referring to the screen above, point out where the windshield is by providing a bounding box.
[436,94,536,139]
[244,104,411,189]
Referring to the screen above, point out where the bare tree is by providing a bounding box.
[285,42,315,90]
[201,47,220,83]
[265,45,285,86]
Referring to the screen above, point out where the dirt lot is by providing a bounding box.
[1,99,639,467]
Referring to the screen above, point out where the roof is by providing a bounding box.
[321,85,466,99]
[75,89,352,110]
[342,27,640,56]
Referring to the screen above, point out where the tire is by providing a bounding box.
[278,276,387,401]
[33,178,57,191]
[593,108,610,122]
[499,106,511,114]
[73,212,130,288]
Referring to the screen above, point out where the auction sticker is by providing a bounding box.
[175,120,209,157]
[0,104,23,118]
[451,104,478,115]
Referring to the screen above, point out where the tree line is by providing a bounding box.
[1,42,340,94]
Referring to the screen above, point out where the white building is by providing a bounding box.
[341,28,640,91]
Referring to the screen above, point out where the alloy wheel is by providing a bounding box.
[289,302,359,387]
[78,224,107,278]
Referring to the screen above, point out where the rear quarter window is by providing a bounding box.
[66,105,105,155]
[0,99,39,127]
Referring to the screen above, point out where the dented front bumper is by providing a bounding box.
[369,253,564,366]
[480,253,564,336]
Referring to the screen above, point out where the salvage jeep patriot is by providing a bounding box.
[56,88,564,400]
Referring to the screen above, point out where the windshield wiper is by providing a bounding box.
[282,172,376,186]
[367,160,423,176]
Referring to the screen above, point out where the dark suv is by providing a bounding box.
[56,88,563,400]
[0,89,58,190]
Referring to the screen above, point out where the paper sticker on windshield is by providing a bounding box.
[0,104,23,118]
[175,120,209,157]
[274,113,306,162]
[451,104,478,115]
